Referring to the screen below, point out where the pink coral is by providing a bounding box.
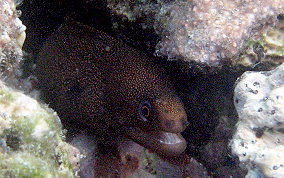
[156,0,284,67]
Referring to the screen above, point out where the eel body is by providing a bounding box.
[36,18,188,157]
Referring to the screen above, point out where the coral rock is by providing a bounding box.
[236,17,284,69]
[109,0,284,69]
[0,0,26,81]
[231,63,284,177]
[155,0,284,67]
[0,81,80,177]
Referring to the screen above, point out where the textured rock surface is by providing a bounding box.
[236,17,284,69]
[69,130,97,178]
[0,0,26,82]
[14,0,284,177]
[70,130,209,177]
[135,153,209,177]
[109,0,284,69]
[0,81,80,177]
[108,0,161,25]
[155,0,284,67]
[231,63,284,177]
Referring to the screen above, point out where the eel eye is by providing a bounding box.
[139,100,152,121]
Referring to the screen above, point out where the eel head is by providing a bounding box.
[122,95,189,157]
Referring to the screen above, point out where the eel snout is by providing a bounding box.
[124,127,187,157]
[152,95,189,133]
[125,95,188,157]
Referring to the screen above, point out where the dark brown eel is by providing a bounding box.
[36,18,189,157]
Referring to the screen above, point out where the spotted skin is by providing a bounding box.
[36,18,188,156]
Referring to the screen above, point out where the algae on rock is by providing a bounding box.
[236,16,284,69]
[0,81,80,177]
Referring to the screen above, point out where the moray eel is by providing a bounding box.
[36,18,188,157]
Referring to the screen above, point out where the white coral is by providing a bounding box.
[231,63,284,177]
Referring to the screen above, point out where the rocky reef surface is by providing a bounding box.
[0,0,80,177]
[108,0,284,69]
[4,0,284,177]
[0,80,80,177]
[236,16,284,69]
[231,63,284,177]
[69,128,209,177]
[0,0,26,85]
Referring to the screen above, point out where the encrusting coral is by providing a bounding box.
[231,63,284,177]
[237,16,284,69]
[108,0,284,69]
[155,0,284,67]
[0,0,26,82]
[0,0,80,177]
[0,80,80,177]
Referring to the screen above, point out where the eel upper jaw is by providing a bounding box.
[123,126,187,157]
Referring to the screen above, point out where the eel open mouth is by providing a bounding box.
[124,126,186,157]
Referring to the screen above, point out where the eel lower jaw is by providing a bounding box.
[123,126,187,157]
